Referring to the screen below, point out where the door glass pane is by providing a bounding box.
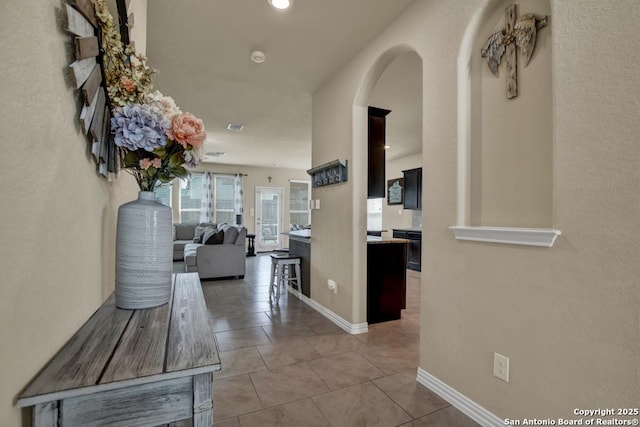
[260,192,279,247]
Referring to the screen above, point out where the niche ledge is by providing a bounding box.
[450,226,561,247]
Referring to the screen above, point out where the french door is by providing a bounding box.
[255,187,283,252]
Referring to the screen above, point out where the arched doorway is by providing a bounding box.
[351,46,423,338]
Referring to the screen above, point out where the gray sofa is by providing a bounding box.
[174,223,247,280]
[173,223,210,261]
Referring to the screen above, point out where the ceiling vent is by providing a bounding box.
[226,123,245,131]
[206,151,226,157]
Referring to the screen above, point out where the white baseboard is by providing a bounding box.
[288,288,368,334]
[416,368,504,427]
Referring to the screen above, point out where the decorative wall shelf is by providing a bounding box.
[307,159,348,188]
[450,226,561,247]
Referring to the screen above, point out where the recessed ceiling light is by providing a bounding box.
[384,145,391,149]
[250,50,266,64]
[268,0,291,10]
[226,123,245,131]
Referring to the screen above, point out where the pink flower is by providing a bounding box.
[121,76,137,92]
[139,157,162,170]
[167,112,206,149]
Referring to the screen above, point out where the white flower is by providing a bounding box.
[183,146,203,168]
[144,90,182,119]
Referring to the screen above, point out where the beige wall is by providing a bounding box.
[0,1,140,424]
[312,0,639,419]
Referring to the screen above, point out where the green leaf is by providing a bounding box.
[123,151,139,168]
[168,153,183,167]
[154,147,167,157]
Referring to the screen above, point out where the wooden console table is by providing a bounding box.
[18,273,220,427]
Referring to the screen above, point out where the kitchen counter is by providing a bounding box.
[283,230,311,240]
[367,236,410,244]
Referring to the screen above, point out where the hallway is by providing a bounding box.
[184,254,479,426]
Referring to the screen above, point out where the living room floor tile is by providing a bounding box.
[237,398,330,427]
[373,369,450,418]
[213,417,240,427]
[212,374,263,420]
[355,324,409,347]
[304,333,364,356]
[308,351,385,390]
[312,381,412,427]
[358,343,420,375]
[208,305,243,320]
[240,293,271,304]
[256,336,321,369]
[205,294,246,308]
[261,321,316,341]
[249,362,329,408]
[234,302,275,314]
[212,347,268,380]
[188,256,475,427]
[400,406,480,426]
[210,318,231,333]
[226,312,274,330]
[216,327,271,352]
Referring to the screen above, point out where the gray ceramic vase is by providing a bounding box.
[115,191,173,309]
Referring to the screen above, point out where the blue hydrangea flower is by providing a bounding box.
[111,104,170,152]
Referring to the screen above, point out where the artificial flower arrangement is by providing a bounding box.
[92,0,206,191]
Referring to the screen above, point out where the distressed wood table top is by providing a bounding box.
[18,273,219,408]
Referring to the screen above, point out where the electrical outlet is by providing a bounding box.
[315,199,321,209]
[493,352,510,382]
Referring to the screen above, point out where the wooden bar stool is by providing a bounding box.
[270,253,302,303]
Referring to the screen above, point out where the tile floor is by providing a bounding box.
[178,254,479,427]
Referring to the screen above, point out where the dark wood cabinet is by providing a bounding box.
[367,241,407,324]
[289,237,310,297]
[392,229,422,272]
[402,167,422,209]
[368,106,391,199]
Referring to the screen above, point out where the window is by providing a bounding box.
[289,180,311,229]
[214,175,236,224]
[155,183,172,207]
[178,173,242,224]
[179,174,203,223]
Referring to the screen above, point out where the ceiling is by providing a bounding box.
[146,0,420,170]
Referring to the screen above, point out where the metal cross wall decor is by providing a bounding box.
[481,4,548,99]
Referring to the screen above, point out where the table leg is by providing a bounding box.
[34,401,58,427]
[246,234,256,257]
[193,373,213,426]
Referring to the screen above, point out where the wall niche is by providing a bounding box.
[470,0,553,228]
[452,0,559,247]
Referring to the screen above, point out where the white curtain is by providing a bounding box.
[234,173,244,225]
[199,172,214,224]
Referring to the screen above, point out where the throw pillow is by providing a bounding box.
[193,226,206,243]
[203,226,224,245]
[222,226,239,244]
